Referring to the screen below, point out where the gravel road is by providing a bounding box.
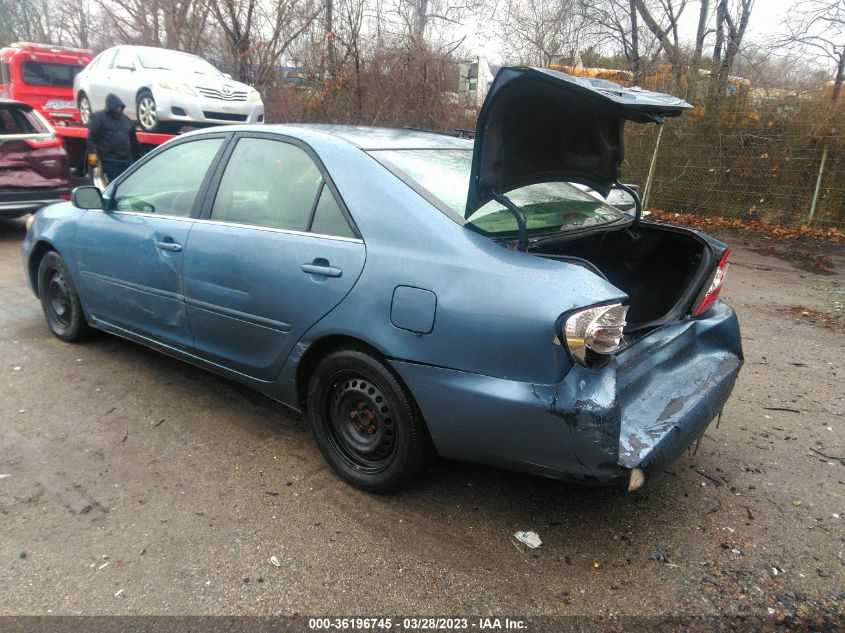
[0,217,842,625]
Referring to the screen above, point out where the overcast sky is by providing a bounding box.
[465,0,799,64]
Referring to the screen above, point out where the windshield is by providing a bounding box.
[371,149,625,236]
[138,50,222,77]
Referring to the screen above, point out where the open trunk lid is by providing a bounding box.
[465,67,691,217]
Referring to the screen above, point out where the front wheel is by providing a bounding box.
[136,91,159,132]
[307,348,433,492]
[37,251,92,342]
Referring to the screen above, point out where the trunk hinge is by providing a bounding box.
[614,180,643,225]
[492,188,528,252]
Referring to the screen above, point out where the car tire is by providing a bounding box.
[307,348,433,493]
[37,251,92,343]
[78,92,92,125]
[136,90,160,132]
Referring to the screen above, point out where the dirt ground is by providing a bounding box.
[0,216,843,627]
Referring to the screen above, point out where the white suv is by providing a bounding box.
[74,45,264,132]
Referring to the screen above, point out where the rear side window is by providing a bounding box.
[211,137,352,237]
[0,107,43,134]
[113,48,136,70]
[310,184,354,238]
[21,61,83,87]
[113,138,224,216]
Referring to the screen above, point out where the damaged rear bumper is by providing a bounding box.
[390,300,742,486]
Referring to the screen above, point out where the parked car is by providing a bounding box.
[74,45,264,133]
[22,68,742,493]
[0,100,70,218]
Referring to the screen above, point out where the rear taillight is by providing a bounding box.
[58,192,71,200]
[23,135,63,149]
[693,247,731,317]
[564,302,629,366]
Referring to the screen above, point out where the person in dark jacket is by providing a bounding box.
[86,93,141,183]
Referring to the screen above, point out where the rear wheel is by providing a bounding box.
[37,251,91,342]
[78,93,91,125]
[136,91,159,132]
[307,348,432,492]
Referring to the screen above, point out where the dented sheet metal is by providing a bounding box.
[390,300,742,486]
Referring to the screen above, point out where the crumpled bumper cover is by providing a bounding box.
[390,300,742,485]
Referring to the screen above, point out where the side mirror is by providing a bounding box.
[223,73,232,79]
[115,62,135,71]
[71,186,104,210]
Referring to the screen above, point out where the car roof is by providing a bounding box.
[119,45,203,60]
[0,99,33,111]
[278,124,473,150]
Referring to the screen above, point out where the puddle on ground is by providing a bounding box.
[750,245,837,276]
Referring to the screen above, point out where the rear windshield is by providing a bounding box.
[371,148,625,236]
[21,61,83,87]
[0,106,45,134]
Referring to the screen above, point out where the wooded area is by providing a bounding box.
[2,0,844,228]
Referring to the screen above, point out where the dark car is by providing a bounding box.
[0,100,70,218]
[21,68,742,493]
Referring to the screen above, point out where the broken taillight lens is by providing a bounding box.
[693,248,732,317]
[23,135,63,149]
[564,303,629,366]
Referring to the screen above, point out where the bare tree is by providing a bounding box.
[497,0,585,67]
[210,0,320,88]
[705,0,753,115]
[782,0,845,100]
[631,0,689,86]
[581,0,661,79]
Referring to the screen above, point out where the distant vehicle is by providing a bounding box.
[22,69,742,494]
[0,100,69,218]
[0,42,92,126]
[74,45,264,133]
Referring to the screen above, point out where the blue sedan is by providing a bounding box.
[21,68,743,492]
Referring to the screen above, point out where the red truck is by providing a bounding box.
[1,42,178,187]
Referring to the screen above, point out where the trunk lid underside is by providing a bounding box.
[465,66,691,217]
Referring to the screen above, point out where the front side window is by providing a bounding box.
[372,148,626,237]
[113,138,224,216]
[211,137,352,237]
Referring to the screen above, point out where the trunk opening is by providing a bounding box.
[534,223,713,331]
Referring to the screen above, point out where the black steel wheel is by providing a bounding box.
[37,251,91,342]
[308,348,433,492]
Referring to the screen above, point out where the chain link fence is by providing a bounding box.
[623,101,845,230]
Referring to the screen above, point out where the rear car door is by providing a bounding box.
[182,133,365,381]
[74,134,229,350]
[88,47,118,109]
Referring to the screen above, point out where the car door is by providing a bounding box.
[74,134,230,350]
[88,47,118,110]
[182,133,366,381]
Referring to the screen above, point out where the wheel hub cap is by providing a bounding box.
[328,377,396,468]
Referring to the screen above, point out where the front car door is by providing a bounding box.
[182,133,365,381]
[74,135,229,351]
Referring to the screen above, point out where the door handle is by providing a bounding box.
[301,263,341,278]
[156,241,182,252]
